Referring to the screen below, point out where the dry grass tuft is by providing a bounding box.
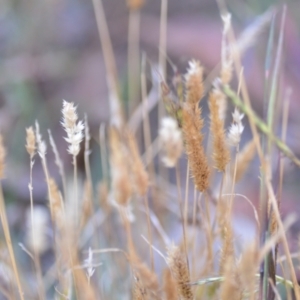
[1,6,299,300]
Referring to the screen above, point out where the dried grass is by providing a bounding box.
[0,5,299,300]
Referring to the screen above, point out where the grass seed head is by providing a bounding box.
[25,127,36,157]
[159,116,183,168]
[182,106,210,192]
[228,108,244,147]
[166,244,193,300]
[61,100,84,157]
[185,60,204,108]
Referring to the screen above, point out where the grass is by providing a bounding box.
[0,1,299,300]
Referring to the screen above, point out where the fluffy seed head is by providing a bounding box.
[159,117,183,167]
[166,244,193,300]
[25,127,36,157]
[228,108,244,147]
[61,100,84,156]
[185,60,204,107]
[182,106,210,192]
[132,275,147,300]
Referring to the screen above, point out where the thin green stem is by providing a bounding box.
[223,85,300,167]
[191,274,293,289]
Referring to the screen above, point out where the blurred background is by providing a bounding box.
[1,0,300,294]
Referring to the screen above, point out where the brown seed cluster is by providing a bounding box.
[182,106,210,192]
[166,244,193,300]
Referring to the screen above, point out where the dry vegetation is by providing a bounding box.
[0,1,299,300]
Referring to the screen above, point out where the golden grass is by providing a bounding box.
[0,4,299,300]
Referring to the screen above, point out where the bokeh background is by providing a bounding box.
[1,0,300,294]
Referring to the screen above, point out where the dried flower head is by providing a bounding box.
[185,60,204,107]
[61,100,84,156]
[166,244,193,300]
[132,275,147,300]
[159,117,183,167]
[228,108,244,147]
[25,127,36,157]
[182,106,210,192]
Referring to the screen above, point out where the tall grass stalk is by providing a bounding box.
[141,54,155,270]
[26,128,45,300]
[0,183,24,300]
